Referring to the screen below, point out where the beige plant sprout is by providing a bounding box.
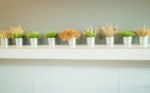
[136,25,150,37]
[0,30,12,39]
[101,24,118,37]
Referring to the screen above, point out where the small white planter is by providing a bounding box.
[87,37,95,47]
[123,37,132,47]
[0,38,8,48]
[139,36,148,47]
[48,38,55,48]
[15,38,23,48]
[106,37,114,47]
[30,38,38,47]
[69,37,76,48]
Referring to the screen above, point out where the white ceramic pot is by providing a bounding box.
[15,38,23,48]
[106,37,114,47]
[48,38,55,48]
[0,38,8,48]
[123,37,132,47]
[87,37,95,47]
[69,37,76,48]
[139,36,148,47]
[30,38,38,47]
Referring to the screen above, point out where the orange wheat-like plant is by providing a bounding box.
[136,27,150,37]
[0,30,12,38]
[60,29,81,41]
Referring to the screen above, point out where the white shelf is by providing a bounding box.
[0,45,150,60]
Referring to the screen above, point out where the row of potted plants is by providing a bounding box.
[0,25,150,48]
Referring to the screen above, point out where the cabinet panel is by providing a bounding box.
[34,61,119,93]
[0,63,33,93]
[120,61,150,93]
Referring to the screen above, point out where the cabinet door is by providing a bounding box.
[34,60,119,93]
[120,61,150,93]
[0,61,33,93]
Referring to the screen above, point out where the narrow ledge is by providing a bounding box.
[0,45,150,60]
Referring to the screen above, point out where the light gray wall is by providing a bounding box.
[1,0,150,44]
[0,0,150,31]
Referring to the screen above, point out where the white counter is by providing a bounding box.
[0,45,150,60]
[0,45,150,93]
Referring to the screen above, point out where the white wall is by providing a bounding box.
[0,59,150,93]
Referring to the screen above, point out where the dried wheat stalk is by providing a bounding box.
[0,30,12,38]
[136,26,150,37]
[101,25,118,37]
[10,26,24,35]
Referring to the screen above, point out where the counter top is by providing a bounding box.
[0,45,150,60]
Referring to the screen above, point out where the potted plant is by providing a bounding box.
[136,26,150,47]
[45,32,58,48]
[101,25,118,47]
[83,25,97,47]
[60,29,80,48]
[0,30,12,48]
[10,26,25,48]
[27,32,40,47]
[120,31,135,47]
